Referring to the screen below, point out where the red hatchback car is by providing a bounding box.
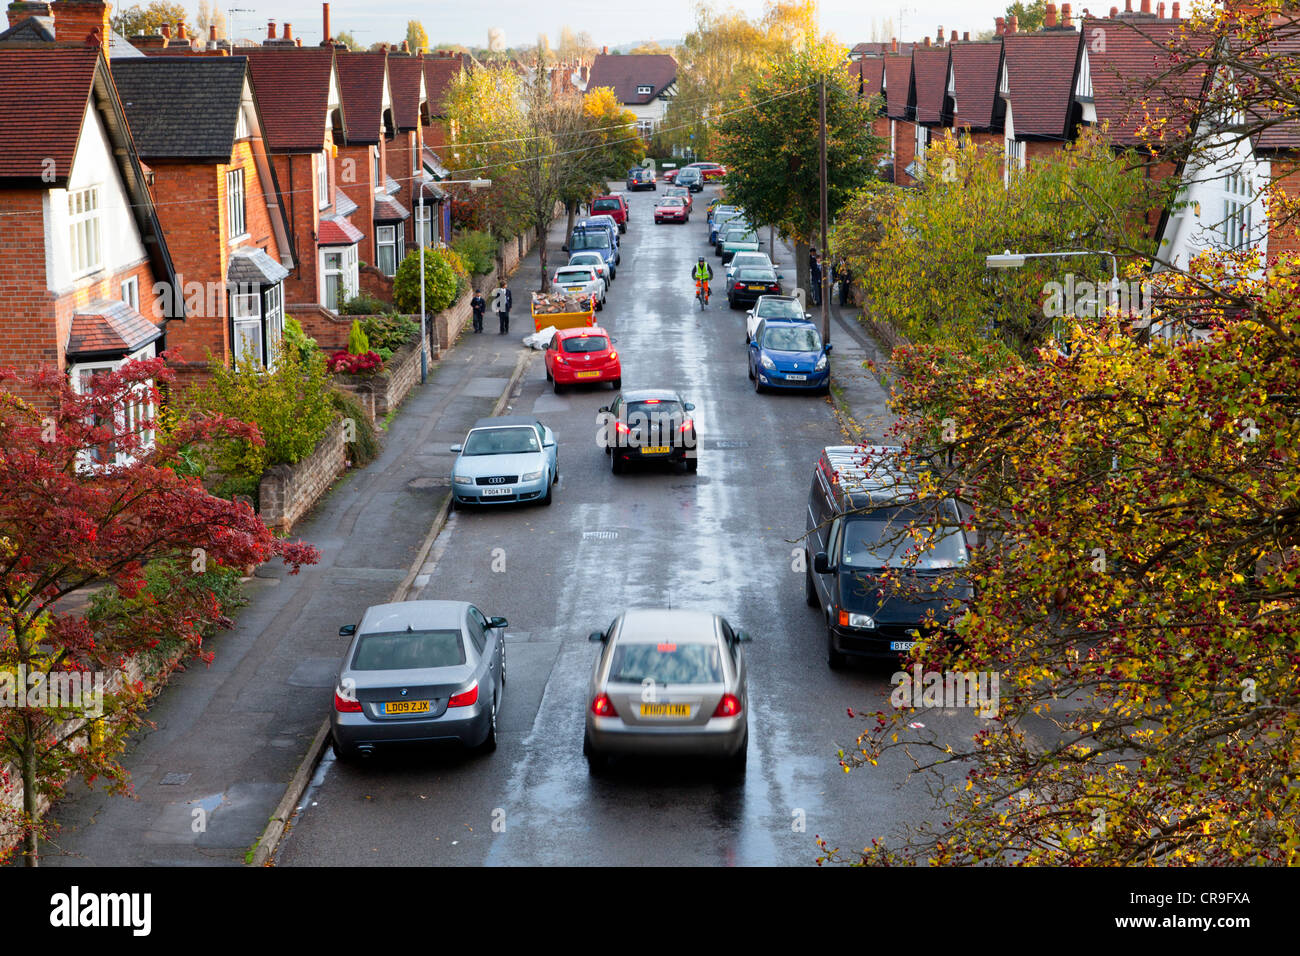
[545,326,621,393]
[689,161,728,182]
[654,196,689,223]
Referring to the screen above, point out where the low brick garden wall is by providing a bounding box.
[258,416,347,533]
[331,334,428,423]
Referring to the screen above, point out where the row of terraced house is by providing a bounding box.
[846,0,1300,270]
[0,0,475,412]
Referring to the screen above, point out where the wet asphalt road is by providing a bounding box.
[276,183,981,866]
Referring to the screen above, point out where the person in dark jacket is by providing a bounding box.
[835,258,852,306]
[809,249,823,306]
[470,288,486,333]
[493,279,513,334]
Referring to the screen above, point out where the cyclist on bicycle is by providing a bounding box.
[692,257,714,302]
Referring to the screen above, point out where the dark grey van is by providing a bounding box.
[805,446,972,668]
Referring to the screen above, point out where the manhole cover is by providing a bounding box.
[582,530,618,541]
[160,772,191,786]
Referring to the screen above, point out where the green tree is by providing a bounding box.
[713,44,885,296]
[405,19,429,54]
[444,64,527,241]
[334,31,363,52]
[111,1,190,37]
[1004,1,1047,32]
[393,246,458,315]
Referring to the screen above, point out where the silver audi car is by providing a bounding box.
[331,600,506,761]
[583,609,751,774]
[450,416,559,508]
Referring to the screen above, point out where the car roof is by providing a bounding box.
[616,609,719,644]
[756,295,799,305]
[620,388,682,402]
[555,325,609,339]
[818,444,924,506]
[758,316,817,329]
[470,415,543,431]
[359,600,467,634]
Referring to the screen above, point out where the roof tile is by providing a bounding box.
[243,47,337,152]
[585,53,676,105]
[0,47,98,181]
[1003,31,1082,139]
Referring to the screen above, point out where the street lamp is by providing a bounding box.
[984,248,1120,304]
[417,177,492,382]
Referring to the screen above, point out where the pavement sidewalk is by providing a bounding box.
[35,222,563,867]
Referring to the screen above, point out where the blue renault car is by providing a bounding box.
[565,225,618,278]
[747,317,831,394]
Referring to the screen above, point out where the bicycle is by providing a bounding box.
[695,278,710,309]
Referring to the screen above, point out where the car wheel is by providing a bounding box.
[827,625,849,671]
[553,379,565,394]
[331,735,357,763]
[726,729,748,775]
[747,359,754,380]
[619,223,626,233]
[541,477,553,506]
[611,451,623,474]
[753,372,763,393]
[611,377,621,390]
[583,732,606,774]
[727,295,735,309]
[609,266,616,280]
[545,365,553,382]
[478,698,498,754]
[596,299,604,311]
[805,563,819,607]
[500,645,507,686]
[687,456,698,473]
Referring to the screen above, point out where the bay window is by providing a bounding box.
[321,244,358,311]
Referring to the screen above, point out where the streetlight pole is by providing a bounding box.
[818,73,830,344]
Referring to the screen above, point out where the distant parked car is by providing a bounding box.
[545,325,621,392]
[450,416,559,508]
[551,264,605,310]
[664,185,693,212]
[331,601,507,760]
[676,167,703,192]
[660,167,679,184]
[567,251,611,287]
[654,196,689,223]
[626,168,656,191]
[727,266,782,309]
[748,317,831,395]
[719,227,760,263]
[592,194,629,232]
[687,161,727,182]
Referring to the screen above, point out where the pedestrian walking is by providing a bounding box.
[835,258,852,307]
[493,279,513,335]
[809,249,823,307]
[470,288,486,333]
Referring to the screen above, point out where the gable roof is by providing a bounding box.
[859,57,885,103]
[0,14,54,42]
[585,53,676,105]
[0,46,98,181]
[851,42,914,58]
[882,54,911,120]
[336,51,392,145]
[947,41,1003,131]
[111,56,248,161]
[386,54,427,131]
[422,54,469,117]
[1002,31,1083,139]
[1241,35,1300,152]
[243,47,342,152]
[909,47,949,124]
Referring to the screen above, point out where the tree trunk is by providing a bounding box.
[794,239,811,309]
[537,221,549,293]
[22,712,37,866]
[565,201,577,252]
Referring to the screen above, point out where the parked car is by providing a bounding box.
[719,227,760,263]
[565,227,617,278]
[746,294,811,342]
[664,185,693,212]
[708,209,745,244]
[660,167,679,183]
[551,264,605,310]
[599,388,698,474]
[686,161,727,182]
[725,251,777,285]
[575,217,621,263]
[567,251,611,287]
[747,317,831,394]
[626,168,657,191]
[584,609,750,773]
[331,601,506,760]
[654,196,689,223]
[727,266,782,309]
[449,416,559,508]
[545,325,621,392]
[805,446,972,668]
[707,203,738,229]
[676,167,703,192]
[592,193,629,232]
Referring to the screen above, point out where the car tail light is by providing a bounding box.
[680,419,694,433]
[713,694,742,718]
[608,350,618,361]
[448,682,479,707]
[733,281,744,290]
[334,689,362,713]
[591,693,618,717]
[614,421,630,435]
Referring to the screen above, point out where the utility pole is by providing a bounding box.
[818,73,830,344]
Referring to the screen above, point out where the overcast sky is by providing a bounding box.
[218,1,1009,49]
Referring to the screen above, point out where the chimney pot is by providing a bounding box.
[923,35,931,46]
[995,16,1005,35]
[322,2,331,44]
[1008,14,1018,33]
[891,36,898,52]
[962,31,970,41]
[161,22,171,38]
[602,45,608,54]
[1172,1,1180,18]
[1109,5,1118,15]
[267,19,276,39]
[1157,1,1165,16]
[282,22,292,40]
[176,21,187,40]
[209,23,217,41]
[1125,0,1133,11]
[1141,0,1152,13]
[1062,2,1073,24]
[951,29,958,41]
[1046,2,1058,27]
[295,37,302,46]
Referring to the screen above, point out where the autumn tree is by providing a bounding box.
[0,360,317,865]
[111,1,189,37]
[405,19,429,54]
[1004,0,1047,32]
[193,0,225,40]
[713,44,885,296]
[334,31,363,52]
[443,64,527,241]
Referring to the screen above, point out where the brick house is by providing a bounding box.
[385,50,430,252]
[943,39,1005,149]
[847,55,891,176]
[904,41,950,182]
[997,13,1087,183]
[242,45,362,313]
[0,28,180,427]
[581,52,677,139]
[420,52,471,244]
[110,55,295,375]
[882,52,914,185]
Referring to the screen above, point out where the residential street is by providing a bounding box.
[274,183,982,866]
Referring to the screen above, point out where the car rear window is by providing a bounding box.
[593,199,620,210]
[463,425,540,455]
[608,640,723,684]
[352,630,466,670]
[737,269,776,281]
[562,335,608,353]
[556,269,593,283]
[757,298,804,319]
[570,232,610,251]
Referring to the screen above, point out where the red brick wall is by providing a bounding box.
[893,119,916,185]
[1024,139,1066,168]
[272,147,330,306]
[1268,155,1300,259]
[337,142,376,264]
[387,128,422,248]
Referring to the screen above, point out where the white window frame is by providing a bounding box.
[636,85,653,95]
[235,107,250,141]
[373,146,382,193]
[376,224,400,276]
[1222,168,1254,250]
[263,282,284,366]
[231,286,263,365]
[68,185,103,277]
[71,342,157,470]
[227,167,247,242]
[321,244,358,311]
[1004,137,1025,187]
[416,202,434,247]
[318,150,330,209]
[914,124,928,176]
[120,275,139,311]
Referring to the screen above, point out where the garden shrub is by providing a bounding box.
[451,230,497,275]
[393,246,457,314]
[330,388,381,466]
[339,291,392,316]
[346,319,370,355]
[361,314,419,356]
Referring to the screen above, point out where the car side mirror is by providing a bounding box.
[683,402,695,411]
[598,405,610,413]
[734,629,753,644]
[588,631,606,643]
[489,616,508,629]
[825,343,834,352]
[805,313,814,320]
[813,551,833,575]
[561,243,569,252]
[339,624,357,637]
[450,443,463,453]
[543,438,555,448]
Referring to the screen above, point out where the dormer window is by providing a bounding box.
[637,85,653,95]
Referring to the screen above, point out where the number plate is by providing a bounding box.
[481,486,512,497]
[890,641,916,651]
[383,700,431,715]
[786,374,807,381]
[748,284,765,290]
[575,371,601,379]
[640,445,671,454]
[640,703,691,718]
[565,286,584,292]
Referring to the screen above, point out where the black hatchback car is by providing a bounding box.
[805,446,971,667]
[599,389,699,473]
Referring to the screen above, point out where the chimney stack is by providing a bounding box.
[1157,1,1165,16]
[995,16,1005,35]
[1140,0,1151,12]
[6,1,52,30]
[208,23,217,47]
[936,25,943,45]
[50,1,111,58]
[1172,1,1180,18]
[1046,2,1058,27]
[282,22,291,41]
[951,29,958,42]
[322,2,331,45]
[891,36,898,52]
[923,35,931,46]
[1125,0,1133,11]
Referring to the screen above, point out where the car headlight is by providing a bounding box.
[845,612,876,629]
[760,354,775,370]
[453,474,473,485]
[815,353,828,371]
[521,469,543,481]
